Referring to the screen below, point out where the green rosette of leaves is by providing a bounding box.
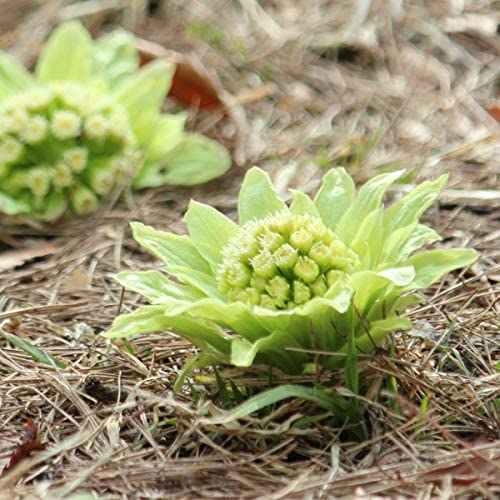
[0,21,230,221]
[105,167,477,375]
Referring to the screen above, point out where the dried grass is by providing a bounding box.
[0,0,499,498]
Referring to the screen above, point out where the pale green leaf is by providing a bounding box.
[142,113,187,164]
[314,167,355,230]
[397,224,442,261]
[322,279,355,313]
[345,316,411,354]
[385,175,448,234]
[0,79,15,100]
[167,265,223,298]
[231,331,306,372]
[104,305,170,338]
[36,21,93,83]
[238,167,288,224]
[137,133,230,188]
[379,223,441,264]
[349,268,414,314]
[113,59,175,142]
[131,221,211,274]
[39,191,67,222]
[336,169,404,245]
[289,190,320,217]
[104,304,231,357]
[350,207,384,267]
[0,52,35,91]
[115,270,204,302]
[162,298,269,343]
[93,29,139,88]
[184,200,238,269]
[404,248,477,289]
[0,192,29,215]
[390,293,423,314]
[376,266,416,286]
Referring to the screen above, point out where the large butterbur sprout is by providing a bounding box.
[105,167,477,376]
[0,21,230,221]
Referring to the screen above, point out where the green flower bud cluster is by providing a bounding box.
[217,212,360,310]
[0,82,137,218]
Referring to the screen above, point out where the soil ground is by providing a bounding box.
[0,1,499,498]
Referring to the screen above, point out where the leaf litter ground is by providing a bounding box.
[0,1,498,498]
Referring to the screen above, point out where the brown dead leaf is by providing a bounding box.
[169,57,221,110]
[0,243,57,271]
[136,37,222,110]
[2,417,44,475]
[487,106,500,122]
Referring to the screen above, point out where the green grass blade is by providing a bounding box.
[0,329,67,368]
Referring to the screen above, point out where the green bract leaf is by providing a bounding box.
[184,200,238,270]
[0,52,35,93]
[238,167,288,224]
[136,133,231,188]
[289,190,320,217]
[404,248,477,289]
[350,207,384,267]
[231,331,307,372]
[105,304,231,357]
[115,270,205,302]
[112,59,175,142]
[380,222,441,264]
[93,30,139,88]
[36,21,93,83]
[384,175,448,234]
[0,192,30,215]
[336,170,404,245]
[314,167,355,230]
[108,166,477,378]
[167,266,223,298]
[131,222,211,274]
[141,113,187,165]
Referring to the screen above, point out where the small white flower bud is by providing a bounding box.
[86,161,115,196]
[27,167,51,198]
[326,270,345,288]
[293,280,311,305]
[273,243,298,271]
[25,88,53,111]
[52,163,72,189]
[290,228,314,253]
[63,147,88,173]
[308,242,331,268]
[293,256,319,283]
[84,114,109,141]
[0,137,24,164]
[252,250,276,279]
[51,110,82,140]
[21,115,48,144]
[265,276,290,307]
[6,109,29,133]
[71,185,99,214]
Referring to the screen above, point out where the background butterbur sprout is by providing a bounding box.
[105,167,477,376]
[0,21,231,221]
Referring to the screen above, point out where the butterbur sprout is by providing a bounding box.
[217,212,360,310]
[0,21,230,221]
[0,82,134,220]
[106,167,477,376]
